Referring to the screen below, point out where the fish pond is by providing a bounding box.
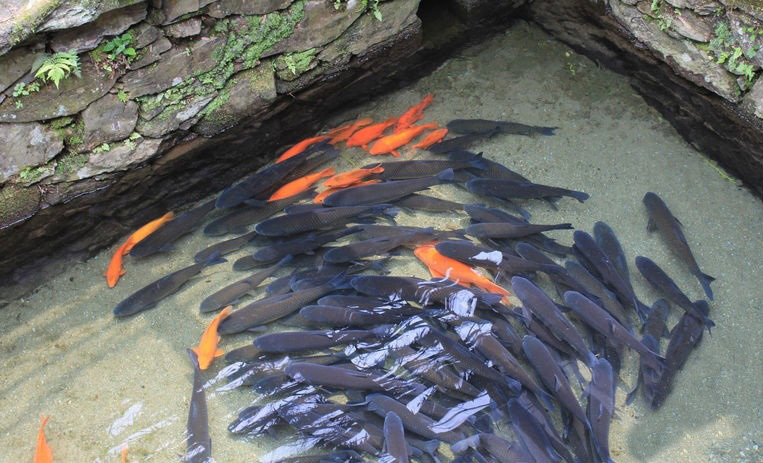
[1,22,762,463]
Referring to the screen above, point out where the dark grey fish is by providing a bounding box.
[253,373,295,394]
[448,151,531,183]
[593,221,631,290]
[351,275,502,308]
[427,130,499,154]
[521,335,589,426]
[285,363,412,395]
[194,230,260,263]
[435,240,562,276]
[215,141,328,209]
[383,411,410,463]
[255,204,397,236]
[467,222,573,240]
[267,451,363,463]
[366,394,465,443]
[391,345,482,398]
[113,252,226,317]
[643,192,714,300]
[359,224,464,240]
[574,231,648,322]
[395,194,465,213]
[217,274,349,334]
[586,358,616,463]
[516,391,576,463]
[511,276,596,366]
[255,329,382,353]
[644,298,671,341]
[447,119,557,137]
[564,261,633,333]
[451,433,534,463]
[317,294,389,309]
[564,291,660,359]
[481,311,523,357]
[204,192,312,236]
[199,255,291,313]
[365,156,486,180]
[129,200,216,257]
[322,169,457,207]
[468,178,589,204]
[185,350,211,463]
[463,203,528,225]
[229,392,321,436]
[224,344,266,363]
[283,203,325,214]
[635,256,714,331]
[299,304,418,327]
[507,399,562,463]
[253,226,362,263]
[322,227,444,264]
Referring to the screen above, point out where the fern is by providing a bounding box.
[32,52,81,88]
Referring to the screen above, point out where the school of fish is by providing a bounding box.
[37,94,717,462]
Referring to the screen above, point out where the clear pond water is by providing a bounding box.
[1,22,762,463]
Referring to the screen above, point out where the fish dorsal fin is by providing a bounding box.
[214,349,224,358]
[646,217,657,232]
[190,346,200,356]
[119,269,126,276]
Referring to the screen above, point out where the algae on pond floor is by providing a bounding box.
[0,22,762,463]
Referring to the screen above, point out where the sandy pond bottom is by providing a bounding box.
[1,22,762,463]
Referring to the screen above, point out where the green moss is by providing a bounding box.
[49,116,74,130]
[18,165,47,183]
[274,48,316,79]
[54,151,89,175]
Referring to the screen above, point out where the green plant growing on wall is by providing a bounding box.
[12,81,40,97]
[32,51,81,88]
[103,33,136,61]
[709,21,759,86]
[333,0,382,21]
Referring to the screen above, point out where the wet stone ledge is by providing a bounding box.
[0,0,523,300]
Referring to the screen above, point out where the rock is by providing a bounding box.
[136,93,215,137]
[205,0,293,18]
[164,18,202,38]
[608,1,741,102]
[129,36,172,70]
[264,0,366,57]
[0,47,43,94]
[742,78,763,119]
[81,94,139,149]
[727,9,763,68]
[50,3,147,54]
[0,184,41,229]
[195,64,277,136]
[132,23,163,49]
[76,137,162,179]
[447,0,526,24]
[274,49,318,81]
[0,122,64,182]
[0,58,118,122]
[320,0,421,63]
[163,0,200,24]
[120,37,224,97]
[664,0,721,15]
[667,8,713,42]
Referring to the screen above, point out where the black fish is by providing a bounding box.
[113,252,225,317]
[217,274,349,333]
[564,261,632,333]
[366,393,465,443]
[447,119,557,137]
[322,169,457,207]
[185,350,211,463]
[199,255,291,312]
[467,222,573,240]
[323,227,443,264]
[255,204,397,236]
[467,178,589,203]
[635,256,714,331]
[507,399,562,463]
[285,362,411,394]
[593,221,631,289]
[255,329,382,353]
[392,345,482,398]
[299,304,418,327]
[129,200,216,257]
[366,156,486,180]
[395,194,464,213]
[516,391,576,463]
[204,192,312,236]
[317,294,389,309]
[351,275,502,308]
[193,230,260,263]
[427,130,499,154]
[435,240,561,276]
[451,433,534,463]
[448,150,531,183]
[252,226,362,263]
[643,192,714,300]
[511,276,596,366]
[586,358,616,463]
[626,300,669,406]
[359,224,464,240]
[383,411,410,463]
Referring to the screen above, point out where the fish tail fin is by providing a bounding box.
[468,153,488,171]
[202,251,227,267]
[327,272,353,290]
[436,168,456,183]
[186,348,200,369]
[693,299,715,335]
[381,206,399,223]
[698,272,715,300]
[553,223,574,230]
[540,126,558,136]
[214,349,224,358]
[569,190,590,203]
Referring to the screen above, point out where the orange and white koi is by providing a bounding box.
[323,165,384,189]
[394,94,434,132]
[369,123,438,157]
[191,306,232,370]
[268,167,335,201]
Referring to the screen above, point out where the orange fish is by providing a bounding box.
[369,123,438,157]
[121,443,128,463]
[192,306,232,370]
[268,167,335,201]
[346,118,397,149]
[122,212,175,255]
[413,245,511,300]
[105,243,128,288]
[328,118,373,144]
[34,414,53,463]
[275,135,331,163]
[394,94,434,132]
[314,179,381,204]
[412,128,448,150]
[324,165,384,189]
